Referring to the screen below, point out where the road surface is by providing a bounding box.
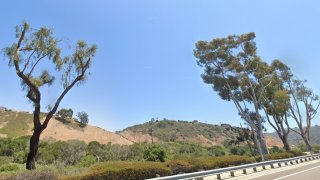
[205,158,320,180]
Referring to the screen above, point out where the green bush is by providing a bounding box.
[78,161,171,180]
[0,156,13,164]
[143,144,166,162]
[176,155,255,171]
[207,146,226,157]
[167,159,192,174]
[312,144,320,153]
[77,155,96,167]
[0,164,19,172]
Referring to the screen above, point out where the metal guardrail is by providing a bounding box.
[148,154,320,180]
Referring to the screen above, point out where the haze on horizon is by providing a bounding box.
[1,0,320,132]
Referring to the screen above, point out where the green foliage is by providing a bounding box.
[229,146,251,156]
[269,146,285,154]
[167,159,192,174]
[0,164,19,172]
[77,155,96,167]
[312,144,320,153]
[77,112,89,127]
[176,155,256,171]
[207,146,226,157]
[297,142,308,152]
[0,136,29,157]
[79,161,171,180]
[57,108,73,122]
[143,144,166,162]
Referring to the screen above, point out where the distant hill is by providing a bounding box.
[268,125,320,146]
[0,110,132,145]
[118,119,282,147]
[0,109,283,147]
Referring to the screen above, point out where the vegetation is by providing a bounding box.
[3,22,96,169]
[77,112,89,127]
[0,135,306,179]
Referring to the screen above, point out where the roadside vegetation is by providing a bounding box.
[0,135,315,179]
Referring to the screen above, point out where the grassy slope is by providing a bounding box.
[118,119,242,146]
[0,111,33,137]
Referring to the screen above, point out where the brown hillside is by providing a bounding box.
[40,118,133,145]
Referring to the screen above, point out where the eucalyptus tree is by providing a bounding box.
[287,78,320,151]
[194,32,270,158]
[3,22,97,169]
[261,60,291,151]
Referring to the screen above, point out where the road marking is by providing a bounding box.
[234,161,320,180]
[273,165,320,180]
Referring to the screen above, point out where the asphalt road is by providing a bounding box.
[231,159,320,180]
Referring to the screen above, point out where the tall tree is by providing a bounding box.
[2,22,96,169]
[287,78,320,151]
[262,60,291,151]
[194,32,271,159]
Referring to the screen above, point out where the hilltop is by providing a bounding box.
[0,110,132,145]
[118,119,282,147]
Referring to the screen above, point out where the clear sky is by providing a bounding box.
[1,0,319,132]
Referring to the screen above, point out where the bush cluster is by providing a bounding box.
[77,162,171,180]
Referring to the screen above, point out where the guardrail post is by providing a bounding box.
[278,163,282,167]
[290,161,294,165]
[285,162,288,166]
[217,174,221,180]
[262,165,266,170]
[230,171,235,177]
[300,159,304,163]
[271,164,275,169]
[243,169,247,174]
[253,167,257,172]
[296,160,299,163]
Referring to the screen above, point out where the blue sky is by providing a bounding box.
[1,0,319,132]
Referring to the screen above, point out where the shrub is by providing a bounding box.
[229,146,249,156]
[312,144,320,153]
[77,155,96,167]
[207,146,226,157]
[9,169,58,180]
[143,144,166,162]
[167,159,192,174]
[78,161,171,180]
[0,164,19,172]
[0,156,13,164]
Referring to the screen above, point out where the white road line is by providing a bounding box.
[235,161,320,180]
[273,165,320,180]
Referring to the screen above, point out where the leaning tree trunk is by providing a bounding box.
[301,133,312,152]
[256,123,269,155]
[26,129,41,170]
[281,134,291,151]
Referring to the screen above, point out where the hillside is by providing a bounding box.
[118,119,282,147]
[268,125,320,146]
[0,110,132,145]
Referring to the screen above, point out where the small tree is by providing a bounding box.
[287,79,320,151]
[57,108,73,121]
[77,111,89,127]
[3,22,96,169]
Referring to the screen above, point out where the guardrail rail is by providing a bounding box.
[148,154,320,180]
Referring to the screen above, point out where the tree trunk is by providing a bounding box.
[256,129,269,155]
[280,135,291,151]
[301,134,312,151]
[26,129,41,170]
